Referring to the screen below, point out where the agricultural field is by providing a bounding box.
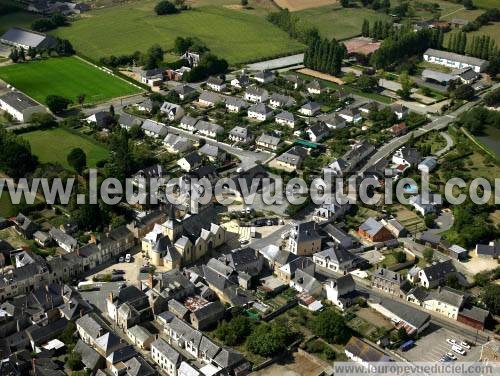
[440,8,484,22]
[295,5,392,41]
[51,1,305,63]
[0,57,142,105]
[274,0,338,12]
[21,128,109,169]
[474,0,500,9]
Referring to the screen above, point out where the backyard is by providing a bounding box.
[51,1,305,63]
[0,57,142,105]
[21,128,109,169]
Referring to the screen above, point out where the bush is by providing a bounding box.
[310,309,351,344]
[155,0,178,15]
[46,95,72,114]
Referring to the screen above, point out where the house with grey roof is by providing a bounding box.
[275,110,296,128]
[338,107,362,123]
[173,84,197,100]
[0,27,56,50]
[345,336,391,365]
[358,217,393,242]
[253,70,274,84]
[418,260,456,289]
[269,93,296,109]
[118,113,142,130]
[306,79,325,95]
[369,297,431,335]
[325,274,356,310]
[198,91,225,107]
[423,48,489,72]
[151,338,182,376]
[126,325,154,350]
[74,339,105,373]
[225,97,249,113]
[475,241,499,259]
[124,356,156,376]
[190,301,225,330]
[195,120,223,138]
[229,126,252,143]
[179,115,199,132]
[321,223,355,249]
[163,134,193,154]
[243,86,269,103]
[198,143,225,162]
[141,119,168,138]
[206,76,226,92]
[164,317,202,358]
[49,228,77,253]
[248,103,273,121]
[313,247,356,272]
[230,73,250,89]
[161,101,185,121]
[422,286,466,319]
[256,133,280,150]
[317,113,346,129]
[290,269,322,297]
[0,91,46,122]
[418,156,437,173]
[288,221,321,256]
[314,200,351,223]
[273,145,308,171]
[299,101,320,116]
[372,268,406,298]
[307,121,330,142]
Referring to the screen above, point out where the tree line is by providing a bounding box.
[9,38,75,63]
[303,37,346,76]
[267,9,319,44]
[463,8,500,32]
[31,13,67,32]
[370,28,443,69]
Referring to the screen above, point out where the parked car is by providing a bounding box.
[446,338,456,346]
[452,345,466,356]
[446,352,457,361]
[112,269,124,274]
[125,254,131,263]
[118,256,124,263]
[239,239,249,245]
[460,341,471,349]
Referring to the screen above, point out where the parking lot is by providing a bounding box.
[403,324,483,362]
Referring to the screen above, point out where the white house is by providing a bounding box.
[324,274,356,311]
[206,76,226,92]
[179,115,199,132]
[307,121,330,142]
[253,70,274,84]
[299,101,320,116]
[409,194,439,216]
[268,93,295,109]
[338,107,362,123]
[177,152,202,172]
[306,80,324,95]
[160,101,185,121]
[142,119,168,138]
[230,73,250,89]
[0,91,45,122]
[225,97,249,113]
[151,338,181,376]
[195,120,223,138]
[391,103,409,120]
[423,48,489,73]
[244,86,268,103]
[163,134,193,154]
[248,103,273,121]
[275,111,296,128]
[229,126,252,143]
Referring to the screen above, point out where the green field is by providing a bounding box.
[295,5,392,40]
[445,22,500,52]
[474,0,500,9]
[0,57,142,105]
[51,1,305,63]
[21,128,109,169]
[0,194,16,218]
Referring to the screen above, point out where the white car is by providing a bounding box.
[460,341,471,349]
[125,254,131,263]
[446,352,457,361]
[446,338,457,346]
[452,345,466,356]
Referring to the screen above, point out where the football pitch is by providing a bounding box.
[51,1,305,64]
[0,56,142,105]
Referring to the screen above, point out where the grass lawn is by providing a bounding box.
[0,57,142,105]
[0,194,16,218]
[21,128,109,169]
[440,8,484,22]
[474,0,500,9]
[51,1,305,64]
[0,11,40,34]
[296,5,392,41]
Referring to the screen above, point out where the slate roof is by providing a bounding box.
[199,336,221,359]
[118,113,142,128]
[230,126,250,139]
[214,348,244,368]
[276,145,308,166]
[315,247,355,264]
[167,317,202,347]
[152,338,180,364]
[141,119,168,136]
[424,48,488,67]
[248,103,272,115]
[225,97,249,109]
[301,101,320,111]
[459,305,490,322]
[256,133,280,146]
[276,111,295,122]
[426,286,465,307]
[75,339,103,371]
[0,27,54,48]
[124,356,156,376]
[421,260,456,282]
[269,93,295,107]
[199,91,225,104]
[345,337,390,362]
[359,217,385,237]
[0,91,40,112]
[374,297,430,329]
[293,221,321,243]
[195,120,223,134]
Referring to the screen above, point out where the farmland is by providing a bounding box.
[274,0,338,12]
[21,128,109,169]
[295,5,392,41]
[0,11,39,34]
[0,57,142,105]
[51,1,305,64]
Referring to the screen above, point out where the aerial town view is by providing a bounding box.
[0,0,499,375]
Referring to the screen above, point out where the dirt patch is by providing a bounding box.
[252,351,327,376]
[356,307,393,329]
[460,253,499,275]
[296,68,344,84]
[274,0,338,12]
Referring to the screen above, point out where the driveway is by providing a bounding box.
[434,131,454,157]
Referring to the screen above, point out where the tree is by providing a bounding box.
[154,0,178,15]
[398,72,412,99]
[463,0,475,10]
[66,352,83,371]
[45,95,72,114]
[67,148,87,174]
[59,321,76,346]
[76,93,86,107]
[357,74,378,92]
[143,44,164,69]
[246,319,297,357]
[340,0,350,7]
[310,309,351,344]
[27,46,37,59]
[423,248,434,263]
[394,251,407,263]
[480,283,500,315]
[9,47,19,63]
[109,104,115,117]
[361,19,370,37]
[447,274,461,290]
[241,0,248,6]
[453,84,474,100]
[484,87,500,107]
[18,48,25,62]
[215,315,253,346]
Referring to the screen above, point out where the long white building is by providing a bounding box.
[423,48,489,73]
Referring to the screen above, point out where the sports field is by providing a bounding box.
[0,57,142,105]
[21,128,109,169]
[51,1,305,63]
[295,5,392,40]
